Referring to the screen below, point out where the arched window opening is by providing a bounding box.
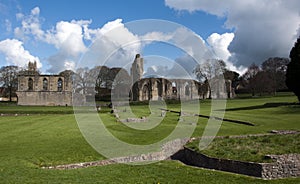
[57,78,63,92]
[28,78,33,91]
[43,78,48,90]
[142,85,150,101]
[185,84,190,96]
[172,82,177,94]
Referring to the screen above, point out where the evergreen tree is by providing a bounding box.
[286,37,300,102]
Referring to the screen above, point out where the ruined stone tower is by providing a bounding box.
[130,54,144,101]
[131,54,144,83]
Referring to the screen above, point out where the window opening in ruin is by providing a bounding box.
[142,85,149,101]
[58,78,63,92]
[185,82,190,96]
[43,78,48,91]
[172,82,177,94]
[28,78,33,91]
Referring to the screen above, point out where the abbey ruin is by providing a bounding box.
[16,61,73,106]
[16,55,234,106]
[130,54,233,101]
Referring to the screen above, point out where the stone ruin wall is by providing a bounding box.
[171,147,300,180]
[134,78,202,101]
[46,138,300,180]
[17,75,72,106]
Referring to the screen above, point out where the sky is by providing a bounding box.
[0,0,299,77]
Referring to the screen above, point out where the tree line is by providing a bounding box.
[239,57,289,96]
[193,36,300,102]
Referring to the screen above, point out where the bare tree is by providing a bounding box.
[89,66,110,90]
[242,63,260,96]
[193,59,226,98]
[262,57,289,94]
[0,65,20,101]
[73,67,95,95]
[110,67,131,100]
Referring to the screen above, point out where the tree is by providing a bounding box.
[242,63,260,96]
[109,67,131,100]
[286,37,300,102]
[59,70,75,79]
[262,57,289,94]
[73,67,95,95]
[193,59,226,98]
[0,65,20,101]
[107,67,131,89]
[223,70,240,88]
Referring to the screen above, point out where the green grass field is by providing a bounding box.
[0,93,299,183]
[187,134,300,163]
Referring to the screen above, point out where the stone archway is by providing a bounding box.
[185,82,190,97]
[142,84,150,101]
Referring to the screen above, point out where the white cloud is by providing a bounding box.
[31,6,40,15]
[11,6,245,75]
[14,7,89,72]
[45,20,87,56]
[165,0,300,67]
[64,60,75,71]
[14,6,44,41]
[81,20,216,77]
[44,20,88,72]
[0,39,41,68]
[4,19,11,32]
[206,32,245,73]
[81,19,141,69]
[207,33,234,61]
[140,31,174,45]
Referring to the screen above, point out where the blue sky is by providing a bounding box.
[0,0,299,76]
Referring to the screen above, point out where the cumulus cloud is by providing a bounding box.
[11,6,241,75]
[14,8,142,73]
[0,39,41,68]
[83,20,217,78]
[165,0,300,67]
[80,19,141,70]
[14,7,44,41]
[44,20,87,56]
[206,32,245,72]
[44,20,88,72]
[207,33,234,62]
[14,7,89,72]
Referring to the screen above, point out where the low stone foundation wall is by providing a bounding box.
[171,147,300,179]
[261,154,300,179]
[44,138,300,180]
[45,138,189,169]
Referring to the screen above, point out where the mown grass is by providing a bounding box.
[0,104,74,114]
[0,92,299,183]
[187,134,300,163]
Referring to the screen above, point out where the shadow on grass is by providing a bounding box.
[223,102,300,112]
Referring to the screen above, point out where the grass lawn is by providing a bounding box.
[187,134,300,163]
[0,92,299,183]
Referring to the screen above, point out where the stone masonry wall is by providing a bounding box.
[45,138,300,180]
[171,147,263,178]
[171,147,300,179]
[261,154,300,179]
[17,91,72,106]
